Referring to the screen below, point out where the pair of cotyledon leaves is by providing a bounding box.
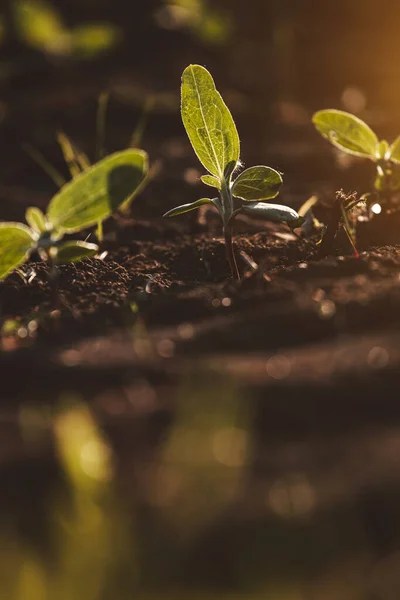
[0,149,148,279]
[165,65,300,226]
[313,109,400,163]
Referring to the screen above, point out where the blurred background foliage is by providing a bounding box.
[1,0,400,214]
[2,1,400,598]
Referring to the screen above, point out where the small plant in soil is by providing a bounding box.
[0,149,148,280]
[313,109,400,208]
[316,190,361,258]
[164,64,302,280]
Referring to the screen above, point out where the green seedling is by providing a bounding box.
[24,92,154,236]
[313,109,400,206]
[164,65,302,280]
[0,149,148,280]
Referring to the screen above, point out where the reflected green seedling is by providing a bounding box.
[164,65,302,280]
[0,149,148,280]
[313,109,400,205]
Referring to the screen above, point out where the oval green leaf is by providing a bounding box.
[25,207,47,233]
[181,64,240,179]
[312,109,378,159]
[231,166,282,201]
[201,174,221,190]
[389,135,400,164]
[53,240,98,264]
[0,222,35,280]
[163,198,215,218]
[47,149,148,233]
[241,202,301,224]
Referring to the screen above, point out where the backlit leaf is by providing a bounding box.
[164,197,215,218]
[201,174,221,190]
[53,240,98,264]
[47,149,148,233]
[181,64,240,179]
[312,109,378,158]
[0,222,35,280]
[25,207,47,233]
[231,166,282,201]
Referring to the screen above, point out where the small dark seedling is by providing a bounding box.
[0,149,148,280]
[316,190,361,258]
[313,109,400,207]
[164,65,302,280]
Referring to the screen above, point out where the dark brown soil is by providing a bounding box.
[2,215,400,383]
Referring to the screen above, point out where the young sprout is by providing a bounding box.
[0,149,148,280]
[164,64,302,280]
[312,109,400,207]
[317,190,361,258]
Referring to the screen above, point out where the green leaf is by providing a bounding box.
[0,222,35,280]
[377,140,390,161]
[389,135,400,164]
[71,24,121,58]
[312,109,378,158]
[241,202,301,225]
[201,174,221,190]
[13,0,68,55]
[163,198,215,218]
[181,64,240,179]
[231,166,282,201]
[47,149,148,233]
[25,207,47,233]
[53,240,98,264]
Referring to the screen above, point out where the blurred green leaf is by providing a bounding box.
[312,109,378,158]
[53,240,98,264]
[181,64,240,179]
[13,0,69,54]
[194,9,231,45]
[377,139,390,161]
[232,166,282,201]
[157,1,231,45]
[25,207,47,233]
[71,23,121,58]
[389,135,400,164]
[13,0,121,58]
[47,149,148,233]
[164,197,215,217]
[201,174,221,189]
[0,222,35,280]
